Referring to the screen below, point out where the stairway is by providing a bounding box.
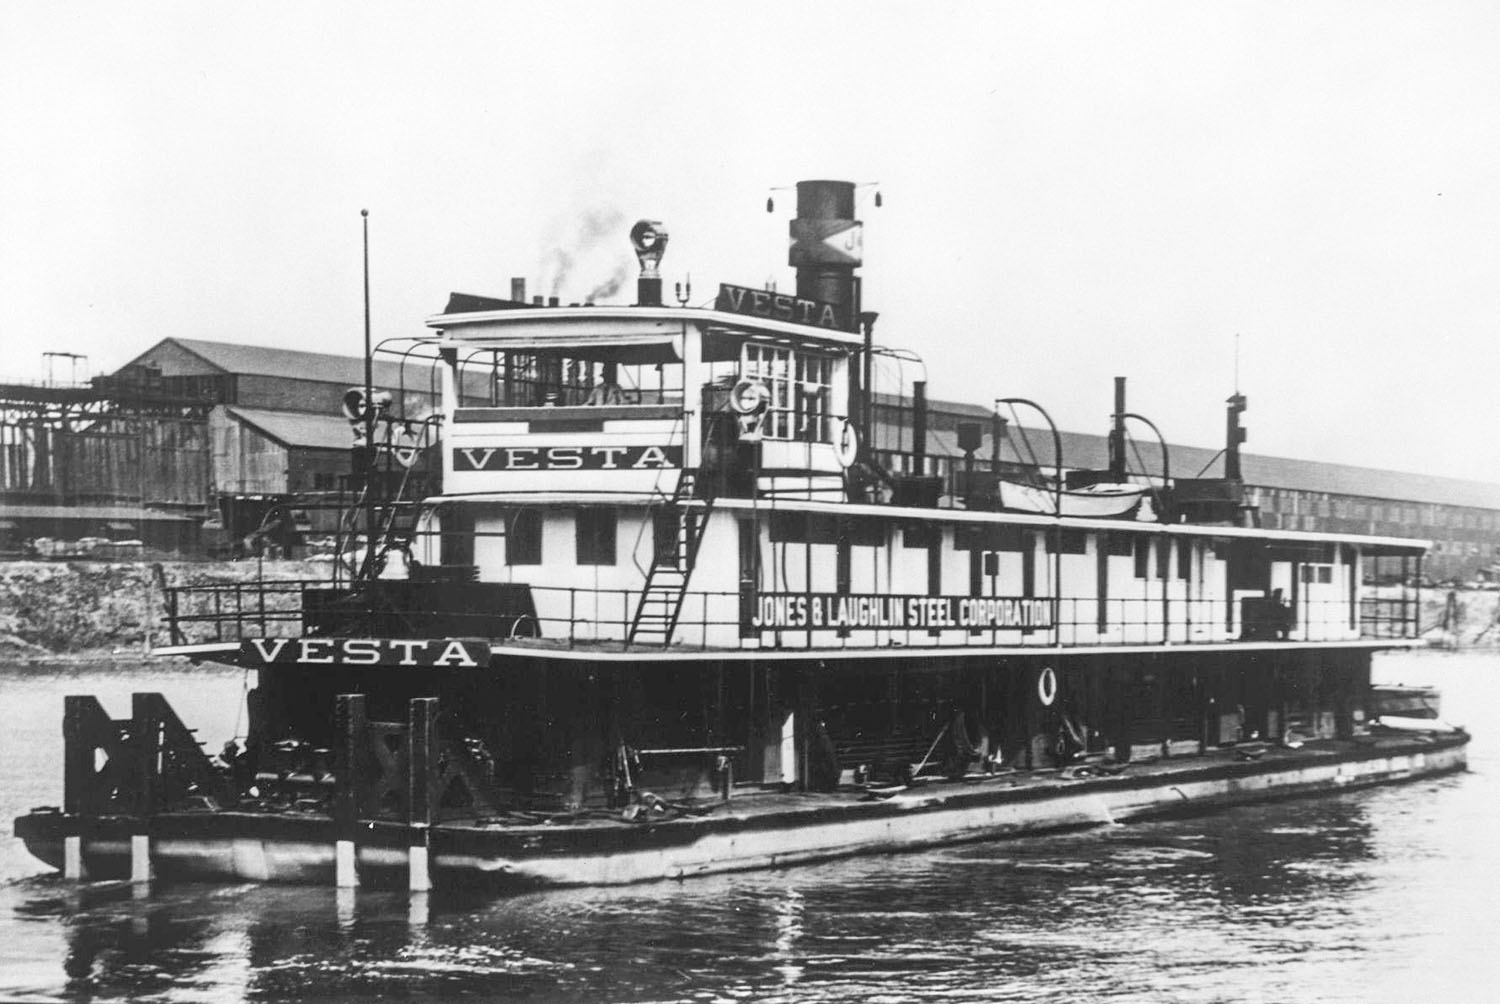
[627,473,714,647]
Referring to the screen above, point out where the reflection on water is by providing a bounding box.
[1,653,1495,1002]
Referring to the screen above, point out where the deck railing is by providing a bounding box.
[161,579,1422,651]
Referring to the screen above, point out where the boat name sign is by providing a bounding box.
[747,593,1053,632]
[453,444,683,472]
[715,282,846,331]
[239,638,490,667]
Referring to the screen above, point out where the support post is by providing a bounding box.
[131,833,152,884]
[63,696,92,817]
[64,835,85,881]
[333,694,365,888]
[131,694,159,884]
[407,697,438,893]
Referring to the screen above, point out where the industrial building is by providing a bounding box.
[874,396,1500,582]
[2,336,1497,579]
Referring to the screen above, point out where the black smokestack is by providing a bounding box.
[790,180,860,330]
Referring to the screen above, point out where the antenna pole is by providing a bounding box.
[362,209,375,576]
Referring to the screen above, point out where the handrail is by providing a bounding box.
[161,579,1422,651]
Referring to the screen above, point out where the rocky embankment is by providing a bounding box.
[0,560,330,662]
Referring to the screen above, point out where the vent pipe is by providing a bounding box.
[912,380,928,476]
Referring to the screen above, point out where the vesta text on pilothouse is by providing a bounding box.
[453,444,683,472]
[746,593,1054,631]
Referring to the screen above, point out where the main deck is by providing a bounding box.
[17,729,1467,888]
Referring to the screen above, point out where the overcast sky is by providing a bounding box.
[2,1,1496,481]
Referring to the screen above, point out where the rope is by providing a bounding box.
[911,722,951,778]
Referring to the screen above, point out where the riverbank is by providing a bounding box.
[0,559,328,661]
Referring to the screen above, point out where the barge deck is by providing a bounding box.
[17,731,1466,889]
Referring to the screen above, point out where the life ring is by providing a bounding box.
[833,418,859,468]
[1037,666,1058,707]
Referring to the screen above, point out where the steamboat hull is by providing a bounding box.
[16,731,1467,889]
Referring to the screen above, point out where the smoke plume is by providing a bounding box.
[538,206,634,303]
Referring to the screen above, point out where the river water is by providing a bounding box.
[0,652,1494,1003]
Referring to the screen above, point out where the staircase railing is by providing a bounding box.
[627,470,715,647]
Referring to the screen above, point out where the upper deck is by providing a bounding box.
[154,196,1435,662]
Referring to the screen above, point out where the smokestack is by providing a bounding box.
[547,296,560,308]
[912,380,927,476]
[790,181,861,330]
[1225,393,1247,480]
[1108,377,1127,481]
[532,295,543,306]
[511,277,526,303]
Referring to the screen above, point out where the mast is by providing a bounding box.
[362,209,375,576]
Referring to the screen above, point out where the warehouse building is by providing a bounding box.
[3,337,1498,578]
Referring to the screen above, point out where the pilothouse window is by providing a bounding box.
[742,343,833,442]
[458,345,683,408]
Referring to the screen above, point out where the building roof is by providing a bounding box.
[878,395,1500,512]
[129,337,443,395]
[226,406,354,450]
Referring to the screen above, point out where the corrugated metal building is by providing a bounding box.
[8,336,1498,576]
[875,396,1500,582]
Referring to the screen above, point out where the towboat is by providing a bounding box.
[14,181,1466,890]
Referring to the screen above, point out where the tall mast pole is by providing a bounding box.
[362,209,375,576]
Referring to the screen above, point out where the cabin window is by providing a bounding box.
[769,511,838,544]
[506,509,542,565]
[1300,563,1333,584]
[1043,529,1088,554]
[653,510,680,568]
[903,523,940,548]
[1176,541,1192,579]
[842,516,885,547]
[439,503,475,567]
[955,524,1025,552]
[742,342,834,442]
[1156,539,1170,578]
[1133,539,1150,579]
[575,508,616,565]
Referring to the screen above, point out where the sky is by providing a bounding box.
[2,1,1497,481]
